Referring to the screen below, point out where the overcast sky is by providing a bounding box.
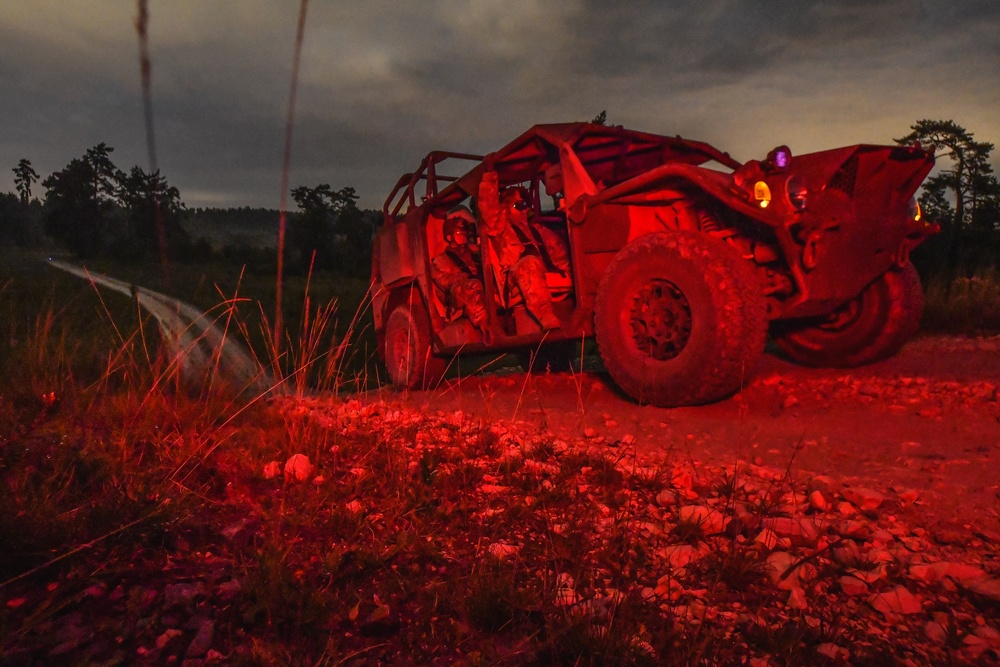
[1,0,998,211]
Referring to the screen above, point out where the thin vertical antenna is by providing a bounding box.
[136,0,156,172]
[135,0,170,285]
[275,0,310,357]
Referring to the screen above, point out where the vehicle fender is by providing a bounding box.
[588,163,776,227]
[376,220,419,285]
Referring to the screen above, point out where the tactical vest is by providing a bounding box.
[507,219,564,275]
[445,247,483,281]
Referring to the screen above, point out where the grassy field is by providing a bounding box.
[921,267,1000,335]
[2,249,998,665]
[1,249,380,396]
[82,254,380,389]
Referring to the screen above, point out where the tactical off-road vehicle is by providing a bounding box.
[371,123,935,407]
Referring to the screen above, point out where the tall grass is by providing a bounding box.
[79,254,379,390]
[0,248,346,541]
[921,266,1000,334]
[0,250,357,661]
[1,257,153,422]
[3,251,996,664]
[255,263,376,397]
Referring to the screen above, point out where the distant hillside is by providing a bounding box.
[181,206,383,255]
[182,207,282,251]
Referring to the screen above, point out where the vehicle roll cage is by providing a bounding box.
[381,123,746,227]
[383,150,483,225]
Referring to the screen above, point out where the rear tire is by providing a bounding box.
[383,296,446,389]
[771,261,923,368]
[594,231,767,407]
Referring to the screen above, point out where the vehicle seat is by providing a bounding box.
[484,240,572,309]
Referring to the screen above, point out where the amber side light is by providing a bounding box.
[754,181,772,208]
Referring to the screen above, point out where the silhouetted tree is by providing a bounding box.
[42,155,111,257]
[289,183,337,271]
[288,184,366,274]
[3,159,44,247]
[85,143,123,203]
[333,193,375,277]
[591,110,608,125]
[40,144,192,259]
[116,166,187,258]
[13,159,39,203]
[896,120,1000,279]
[0,193,23,246]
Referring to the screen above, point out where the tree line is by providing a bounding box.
[895,120,1000,282]
[2,119,998,283]
[0,145,379,278]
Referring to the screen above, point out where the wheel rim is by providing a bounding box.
[628,279,692,361]
[814,296,864,332]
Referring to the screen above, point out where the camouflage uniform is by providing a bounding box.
[430,213,489,334]
[478,171,567,330]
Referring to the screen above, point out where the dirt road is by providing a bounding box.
[381,335,1000,537]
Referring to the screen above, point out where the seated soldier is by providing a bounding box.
[478,170,567,330]
[430,207,489,335]
[504,185,571,277]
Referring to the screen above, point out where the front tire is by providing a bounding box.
[771,261,923,368]
[383,296,446,389]
[594,231,767,407]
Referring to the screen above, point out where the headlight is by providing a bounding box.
[908,197,922,222]
[785,176,807,210]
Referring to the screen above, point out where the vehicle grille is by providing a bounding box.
[828,155,858,197]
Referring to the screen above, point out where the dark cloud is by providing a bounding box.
[1,1,997,210]
[564,1,793,80]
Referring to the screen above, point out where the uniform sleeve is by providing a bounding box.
[433,252,464,292]
[477,170,502,238]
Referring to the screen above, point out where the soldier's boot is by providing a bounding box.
[465,298,494,344]
[468,305,489,333]
[526,295,561,330]
[464,285,491,334]
[454,280,490,334]
[513,256,561,330]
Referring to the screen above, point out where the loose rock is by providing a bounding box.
[284,454,314,481]
[869,585,923,616]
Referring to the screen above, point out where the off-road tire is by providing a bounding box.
[383,296,446,389]
[771,261,923,368]
[594,231,768,407]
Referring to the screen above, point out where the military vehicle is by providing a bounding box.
[371,123,935,406]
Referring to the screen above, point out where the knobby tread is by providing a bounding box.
[773,262,923,368]
[843,261,923,366]
[594,231,767,406]
[384,293,446,390]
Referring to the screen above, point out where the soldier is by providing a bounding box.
[478,170,566,330]
[430,207,490,335]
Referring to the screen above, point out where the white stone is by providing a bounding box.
[284,454,313,481]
